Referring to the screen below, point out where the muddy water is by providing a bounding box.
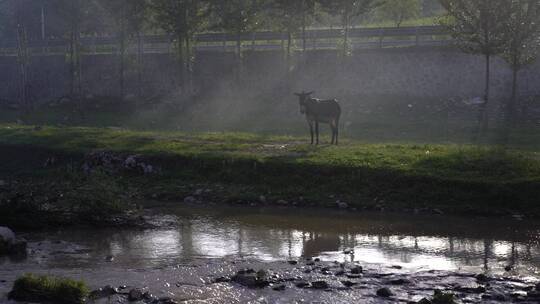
[1,206,540,302]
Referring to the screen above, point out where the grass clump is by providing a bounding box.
[8,274,89,304]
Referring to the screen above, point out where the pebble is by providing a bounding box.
[128,288,144,301]
[311,281,329,289]
[184,196,197,204]
[295,280,310,288]
[350,266,363,274]
[376,287,393,297]
[341,280,357,288]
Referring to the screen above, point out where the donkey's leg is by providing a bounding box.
[335,120,340,145]
[315,122,319,145]
[309,122,314,145]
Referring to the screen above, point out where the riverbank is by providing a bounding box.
[2,257,540,303]
[1,124,539,228]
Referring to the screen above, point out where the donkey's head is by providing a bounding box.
[294,91,314,114]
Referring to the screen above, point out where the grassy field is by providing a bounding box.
[1,124,539,226]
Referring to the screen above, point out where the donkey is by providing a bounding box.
[294,91,341,145]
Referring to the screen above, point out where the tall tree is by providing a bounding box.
[272,0,317,53]
[269,0,317,70]
[439,0,511,140]
[101,0,150,101]
[48,0,107,107]
[318,0,382,56]
[500,0,540,132]
[0,0,32,110]
[376,0,421,28]
[209,0,267,60]
[152,0,209,92]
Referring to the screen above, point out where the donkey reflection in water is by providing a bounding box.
[294,91,341,145]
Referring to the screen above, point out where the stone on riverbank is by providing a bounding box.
[350,266,363,274]
[376,287,393,297]
[231,269,270,288]
[311,281,329,289]
[0,226,26,256]
[128,288,144,301]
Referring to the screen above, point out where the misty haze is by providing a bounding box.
[0,0,540,303]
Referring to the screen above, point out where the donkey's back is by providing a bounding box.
[307,98,341,122]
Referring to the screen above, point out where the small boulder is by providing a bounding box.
[311,281,329,289]
[389,278,410,285]
[231,270,269,288]
[295,280,310,288]
[184,196,197,204]
[213,277,230,283]
[417,298,432,304]
[376,287,393,297]
[337,201,349,209]
[475,273,489,282]
[128,288,144,301]
[89,285,117,299]
[0,227,15,244]
[0,227,26,256]
[341,281,357,288]
[272,284,286,291]
[287,260,298,265]
[350,266,363,274]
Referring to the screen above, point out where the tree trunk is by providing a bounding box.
[177,36,185,89]
[504,66,519,144]
[479,53,491,140]
[235,31,242,81]
[302,8,307,52]
[69,31,75,97]
[185,36,192,94]
[136,31,143,99]
[119,22,125,102]
[343,13,350,57]
[286,30,292,72]
[16,23,28,111]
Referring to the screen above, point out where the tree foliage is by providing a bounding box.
[376,0,421,28]
[319,0,382,55]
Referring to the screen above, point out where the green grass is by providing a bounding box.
[8,274,89,304]
[0,125,537,183]
[1,124,540,221]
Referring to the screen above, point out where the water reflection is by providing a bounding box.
[7,206,540,277]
